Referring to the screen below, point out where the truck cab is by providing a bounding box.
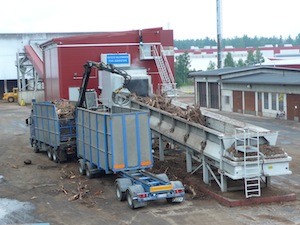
[2,87,18,102]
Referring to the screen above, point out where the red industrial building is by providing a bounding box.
[25,27,175,101]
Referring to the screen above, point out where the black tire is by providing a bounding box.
[116,183,126,201]
[167,196,184,204]
[52,150,59,163]
[59,149,67,162]
[79,163,86,175]
[126,190,135,209]
[33,144,39,153]
[85,163,94,179]
[8,97,14,103]
[24,159,32,165]
[47,147,53,161]
[166,198,174,204]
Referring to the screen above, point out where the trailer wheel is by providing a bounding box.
[33,143,40,153]
[167,198,175,204]
[8,97,14,103]
[115,178,132,201]
[47,147,53,161]
[78,159,86,175]
[52,150,59,163]
[126,185,146,209]
[126,190,136,209]
[59,149,67,162]
[116,183,125,201]
[167,181,185,204]
[85,163,94,179]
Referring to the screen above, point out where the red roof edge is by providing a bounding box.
[24,45,44,80]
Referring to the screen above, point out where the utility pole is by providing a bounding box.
[216,0,223,69]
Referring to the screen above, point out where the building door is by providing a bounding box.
[233,91,242,113]
[198,82,207,107]
[244,91,255,115]
[287,94,300,121]
[209,83,219,109]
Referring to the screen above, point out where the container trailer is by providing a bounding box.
[76,105,185,209]
[27,101,76,162]
[25,61,185,209]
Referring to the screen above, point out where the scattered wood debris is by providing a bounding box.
[58,184,68,195]
[185,185,197,199]
[131,94,206,125]
[60,169,76,180]
[68,182,90,201]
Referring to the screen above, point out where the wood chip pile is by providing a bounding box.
[131,94,206,125]
[226,144,286,159]
[51,100,76,119]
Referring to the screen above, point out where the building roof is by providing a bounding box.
[188,66,300,77]
[189,67,254,77]
[40,27,164,47]
[221,72,300,85]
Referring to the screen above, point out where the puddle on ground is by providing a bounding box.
[0,198,37,224]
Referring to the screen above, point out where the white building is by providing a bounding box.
[0,32,102,97]
[175,45,300,71]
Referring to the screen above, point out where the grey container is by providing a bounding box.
[76,106,153,173]
[32,101,76,148]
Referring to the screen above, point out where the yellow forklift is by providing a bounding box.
[2,88,18,103]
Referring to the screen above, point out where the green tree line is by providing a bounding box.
[174,34,300,50]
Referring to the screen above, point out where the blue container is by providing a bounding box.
[76,106,153,173]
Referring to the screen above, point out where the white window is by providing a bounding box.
[271,93,277,110]
[225,96,230,105]
[264,93,269,109]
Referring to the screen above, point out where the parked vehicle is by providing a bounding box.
[25,61,185,209]
[27,101,77,162]
[76,105,185,209]
[2,87,18,102]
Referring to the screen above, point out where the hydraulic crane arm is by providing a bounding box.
[76,61,131,108]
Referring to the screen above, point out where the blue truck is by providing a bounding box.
[76,105,185,209]
[27,61,185,209]
[28,101,77,162]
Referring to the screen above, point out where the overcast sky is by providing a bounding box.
[1,0,299,40]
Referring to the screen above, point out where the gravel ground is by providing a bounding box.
[1,100,300,225]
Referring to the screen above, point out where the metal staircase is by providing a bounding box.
[235,128,261,198]
[140,44,176,96]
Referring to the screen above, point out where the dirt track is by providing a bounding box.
[1,101,300,225]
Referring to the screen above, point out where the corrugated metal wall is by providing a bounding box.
[43,28,174,100]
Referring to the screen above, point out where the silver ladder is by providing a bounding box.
[235,128,261,198]
[152,45,176,96]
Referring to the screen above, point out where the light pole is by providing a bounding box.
[216,0,223,69]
